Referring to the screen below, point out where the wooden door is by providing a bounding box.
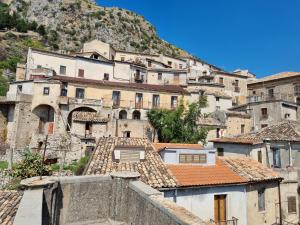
[214,195,226,225]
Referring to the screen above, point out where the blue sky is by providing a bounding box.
[97,0,300,78]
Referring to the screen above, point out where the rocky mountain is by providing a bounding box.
[7,0,189,57]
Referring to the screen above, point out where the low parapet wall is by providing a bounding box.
[14,173,208,225]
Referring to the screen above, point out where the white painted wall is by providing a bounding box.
[164,185,248,225]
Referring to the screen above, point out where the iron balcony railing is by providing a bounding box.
[247,93,295,103]
[210,217,238,225]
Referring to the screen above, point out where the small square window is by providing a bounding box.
[17,85,22,93]
[216,97,220,102]
[60,65,66,75]
[104,73,109,80]
[43,87,50,95]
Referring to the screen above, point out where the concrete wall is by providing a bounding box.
[39,175,207,225]
[164,185,247,225]
[246,182,280,225]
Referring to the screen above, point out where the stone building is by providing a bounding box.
[212,120,300,224]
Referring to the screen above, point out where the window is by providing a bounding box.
[258,188,265,212]
[104,73,109,80]
[234,80,239,86]
[179,154,207,164]
[85,122,92,135]
[216,97,220,102]
[216,128,220,138]
[294,85,300,95]
[261,108,268,118]
[179,64,183,69]
[168,61,172,66]
[152,95,160,108]
[285,113,290,119]
[78,69,84,78]
[171,96,178,109]
[261,124,268,128]
[112,91,121,107]
[43,87,50,95]
[60,65,66,75]
[216,106,221,111]
[148,61,152,67]
[158,73,162,80]
[132,110,141,120]
[258,150,262,163]
[219,77,224,84]
[17,85,22,93]
[217,148,224,156]
[119,110,127,119]
[174,73,180,84]
[75,88,85,99]
[253,90,256,95]
[135,93,143,108]
[193,60,197,66]
[272,148,281,168]
[241,124,245,134]
[121,57,125,62]
[288,196,297,214]
[60,82,68,96]
[123,131,131,138]
[268,88,274,98]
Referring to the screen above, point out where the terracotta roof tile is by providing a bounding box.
[248,72,300,85]
[0,191,23,225]
[153,143,203,152]
[86,137,177,188]
[167,159,247,187]
[211,120,300,144]
[167,157,281,187]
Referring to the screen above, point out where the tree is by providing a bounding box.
[37,25,46,36]
[0,74,9,96]
[147,97,209,144]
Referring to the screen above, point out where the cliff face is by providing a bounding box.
[8,0,189,57]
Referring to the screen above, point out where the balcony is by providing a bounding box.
[29,68,56,80]
[134,73,144,83]
[247,93,295,103]
[210,217,238,225]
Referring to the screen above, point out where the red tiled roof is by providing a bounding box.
[153,143,203,152]
[50,76,189,94]
[167,157,281,187]
[167,159,247,187]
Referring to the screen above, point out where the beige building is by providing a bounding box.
[212,121,300,224]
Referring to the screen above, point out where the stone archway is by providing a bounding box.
[67,107,97,131]
[32,104,55,134]
[132,110,141,120]
[119,110,127,120]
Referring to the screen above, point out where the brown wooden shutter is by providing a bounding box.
[78,69,84,77]
[288,196,297,213]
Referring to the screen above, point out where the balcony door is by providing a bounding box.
[214,195,227,225]
[135,93,143,109]
[112,91,121,107]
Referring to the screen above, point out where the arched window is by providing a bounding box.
[132,110,141,120]
[119,110,127,119]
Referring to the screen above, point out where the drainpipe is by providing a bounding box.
[288,141,293,167]
[278,180,282,225]
[264,138,271,168]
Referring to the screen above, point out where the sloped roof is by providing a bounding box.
[211,120,300,145]
[72,111,110,123]
[167,157,281,187]
[86,137,177,188]
[153,143,203,152]
[248,72,300,85]
[51,76,189,94]
[167,159,246,187]
[0,191,23,225]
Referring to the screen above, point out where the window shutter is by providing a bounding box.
[288,196,297,213]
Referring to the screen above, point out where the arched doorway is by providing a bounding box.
[132,110,141,120]
[119,110,127,119]
[67,107,97,131]
[32,105,55,134]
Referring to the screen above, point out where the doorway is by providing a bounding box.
[214,195,227,225]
